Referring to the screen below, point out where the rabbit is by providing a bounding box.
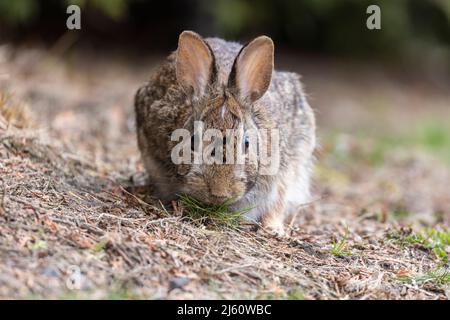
[135,31,316,235]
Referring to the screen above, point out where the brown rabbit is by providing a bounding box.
[135,31,316,235]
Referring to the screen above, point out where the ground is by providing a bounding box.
[0,44,449,299]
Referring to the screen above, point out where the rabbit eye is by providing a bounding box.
[191,135,196,152]
[244,134,250,151]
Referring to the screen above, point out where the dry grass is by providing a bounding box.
[0,47,449,300]
[0,91,33,129]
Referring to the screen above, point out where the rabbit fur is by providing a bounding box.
[135,31,316,234]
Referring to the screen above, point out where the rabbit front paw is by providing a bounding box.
[261,212,286,237]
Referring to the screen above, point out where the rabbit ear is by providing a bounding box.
[228,36,274,102]
[176,31,216,98]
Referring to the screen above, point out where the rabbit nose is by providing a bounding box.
[209,184,232,200]
[209,195,228,205]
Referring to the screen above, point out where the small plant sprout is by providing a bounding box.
[396,267,450,286]
[388,228,450,262]
[331,237,354,256]
[330,225,355,256]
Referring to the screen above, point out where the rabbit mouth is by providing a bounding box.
[207,195,230,205]
[197,192,243,206]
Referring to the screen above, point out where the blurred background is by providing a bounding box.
[1,0,450,224]
[2,0,449,147]
[1,0,449,65]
